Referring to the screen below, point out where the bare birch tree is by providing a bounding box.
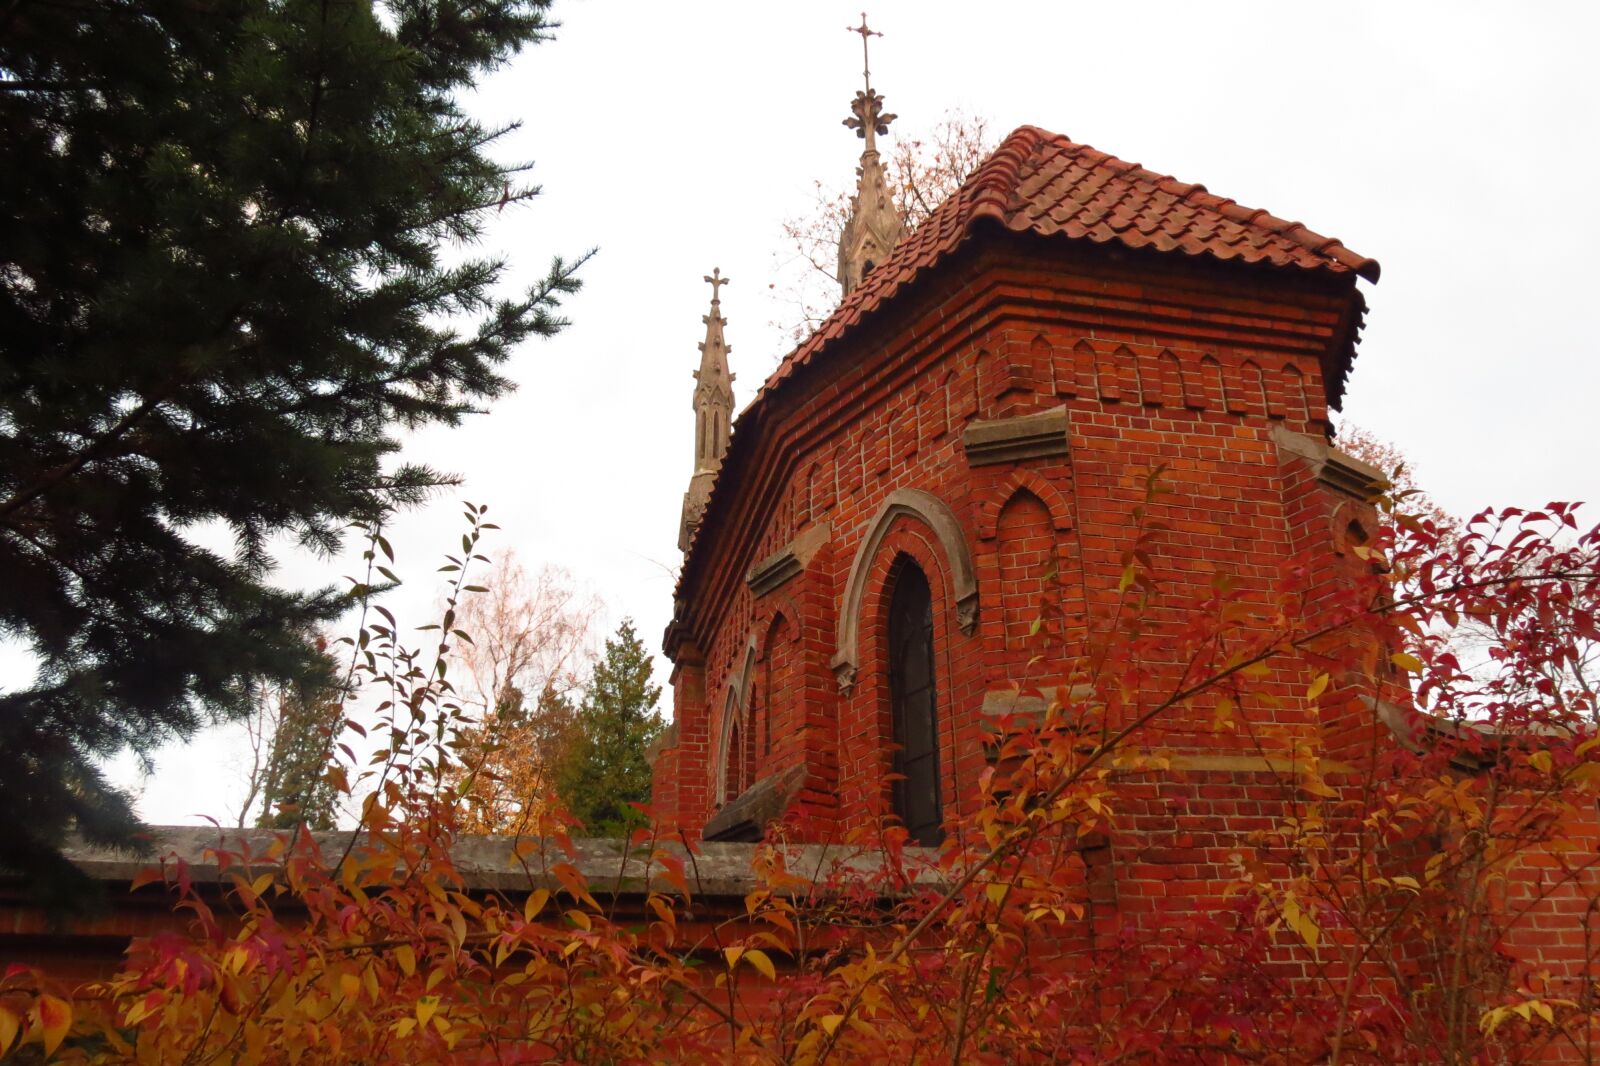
[446,553,603,832]
[772,110,996,342]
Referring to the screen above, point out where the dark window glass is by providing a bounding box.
[889,563,943,846]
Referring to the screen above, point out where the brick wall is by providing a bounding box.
[658,234,1365,843]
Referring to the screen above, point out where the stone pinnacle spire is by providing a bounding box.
[838,13,903,297]
[680,268,735,552]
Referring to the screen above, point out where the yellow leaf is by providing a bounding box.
[0,1006,19,1054]
[1529,750,1554,774]
[1306,673,1331,700]
[339,973,360,1001]
[820,1014,844,1036]
[249,872,273,898]
[723,946,743,971]
[394,944,416,978]
[449,908,467,950]
[415,996,439,1029]
[1213,695,1236,732]
[744,949,776,981]
[425,967,445,993]
[523,888,550,922]
[362,963,381,1003]
[37,995,71,1056]
[985,883,1007,906]
[1534,999,1555,1024]
[122,997,155,1028]
[1391,875,1421,892]
[1301,773,1339,799]
[1282,894,1320,949]
[1390,652,1423,673]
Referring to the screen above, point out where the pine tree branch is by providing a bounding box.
[0,385,174,527]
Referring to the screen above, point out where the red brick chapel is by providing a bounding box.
[648,38,1386,849]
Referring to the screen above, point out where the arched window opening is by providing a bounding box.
[761,614,793,759]
[888,562,943,846]
[724,720,744,804]
[718,666,755,806]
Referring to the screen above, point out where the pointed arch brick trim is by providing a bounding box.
[714,634,760,807]
[977,470,1073,541]
[830,488,977,694]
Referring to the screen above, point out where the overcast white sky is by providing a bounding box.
[117,0,1600,823]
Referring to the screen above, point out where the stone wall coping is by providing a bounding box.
[43,827,939,899]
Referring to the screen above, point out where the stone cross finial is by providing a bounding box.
[836,13,903,297]
[847,13,880,93]
[703,267,728,305]
[842,14,896,146]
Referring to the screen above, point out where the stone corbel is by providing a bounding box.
[1271,424,1387,500]
[828,655,857,695]
[962,405,1070,467]
[745,522,831,599]
[746,548,803,599]
[1319,449,1387,500]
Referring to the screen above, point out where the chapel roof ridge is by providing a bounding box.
[754,124,1378,412]
[672,123,1378,593]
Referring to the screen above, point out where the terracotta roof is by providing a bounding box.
[755,125,1377,408]
[673,125,1377,598]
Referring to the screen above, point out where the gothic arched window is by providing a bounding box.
[888,562,943,846]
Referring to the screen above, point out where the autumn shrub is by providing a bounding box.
[4,488,1600,1064]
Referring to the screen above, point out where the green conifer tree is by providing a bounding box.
[0,0,584,889]
[554,621,662,838]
